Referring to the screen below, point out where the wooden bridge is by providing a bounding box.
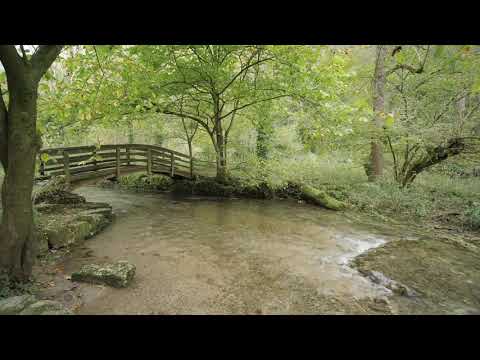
[36,143,214,183]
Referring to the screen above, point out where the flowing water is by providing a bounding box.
[62,185,403,314]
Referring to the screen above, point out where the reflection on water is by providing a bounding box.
[71,186,396,314]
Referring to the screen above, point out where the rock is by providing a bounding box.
[40,203,113,250]
[299,184,346,211]
[71,261,136,288]
[33,176,86,205]
[0,295,38,315]
[19,300,70,315]
[363,270,418,297]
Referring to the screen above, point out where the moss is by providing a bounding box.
[299,184,346,211]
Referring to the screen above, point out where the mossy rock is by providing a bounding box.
[172,180,195,195]
[71,261,136,288]
[191,179,236,197]
[0,295,38,315]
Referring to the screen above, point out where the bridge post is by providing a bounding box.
[63,151,71,185]
[126,145,131,166]
[147,148,152,175]
[39,153,45,177]
[92,148,97,171]
[170,152,175,177]
[116,147,121,179]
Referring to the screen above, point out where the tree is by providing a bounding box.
[384,45,480,186]
[0,45,63,282]
[128,45,298,182]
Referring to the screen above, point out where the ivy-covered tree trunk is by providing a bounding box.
[368,45,388,182]
[0,45,62,282]
[256,121,271,160]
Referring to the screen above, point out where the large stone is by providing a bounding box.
[0,295,38,315]
[71,261,136,288]
[19,300,72,315]
[40,204,113,250]
[34,176,86,205]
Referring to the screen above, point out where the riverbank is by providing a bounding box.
[0,177,114,301]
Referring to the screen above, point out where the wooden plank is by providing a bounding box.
[49,162,118,177]
[44,157,126,172]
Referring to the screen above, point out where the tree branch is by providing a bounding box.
[218,56,274,95]
[31,45,63,82]
[161,109,211,132]
[219,94,289,120]
[0,45,24,80]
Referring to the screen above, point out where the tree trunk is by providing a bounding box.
[0,45,62,282]
[400,138,465,187]
[368,45,388,182]
[0,78,38,282]
[213,98,227,182]
[216,128,227,182]
[187,140,193,178]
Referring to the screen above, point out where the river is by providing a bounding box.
[57,185,402,314]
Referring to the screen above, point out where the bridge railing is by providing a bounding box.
[37,143,215,183]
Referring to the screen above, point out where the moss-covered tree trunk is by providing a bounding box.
[0,45,62,282]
